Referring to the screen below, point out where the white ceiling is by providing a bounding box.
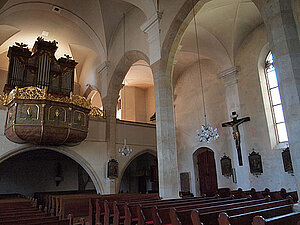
[0,0,262,92]
[174,0,262,87]
[124,60,153,88]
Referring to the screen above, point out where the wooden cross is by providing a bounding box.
[222,112,250,166]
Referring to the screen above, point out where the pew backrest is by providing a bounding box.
[253,212,300,225]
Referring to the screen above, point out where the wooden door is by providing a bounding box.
[197,149,218,196]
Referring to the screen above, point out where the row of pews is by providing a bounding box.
[87,188,299,225]
[2,188,299,225]
[0,195,74,225]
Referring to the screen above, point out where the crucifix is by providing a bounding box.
[222,112,250,166]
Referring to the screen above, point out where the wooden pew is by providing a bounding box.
[91,193,160,225]
[53,193,99,216]
[189,198,293,225]
[218,204,294,225]
[114,197,178,225]
[253,212,300,225]
[0,215,72,225]
[141,198,252,225]
[0,193,22,200]
[166,198,268,225]
[34,189,96,208]
[0,196,75,225]
[136,198,227,225]
[123,196,223,225]
[58,194,99,220]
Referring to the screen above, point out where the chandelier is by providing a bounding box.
[197,124,219,143]
[192,4,219,143]
[118,138,133,156]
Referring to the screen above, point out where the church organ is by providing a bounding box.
[5,37,75,96]
[1,37,92,146]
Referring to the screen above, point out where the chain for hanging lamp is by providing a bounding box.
[118,13,134,156]
[192,4,219,143]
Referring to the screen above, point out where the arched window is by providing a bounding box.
[265,52,288,143]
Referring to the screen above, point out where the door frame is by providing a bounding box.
[193,147,218,196]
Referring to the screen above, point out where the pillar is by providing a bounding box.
[218,67,251,190]
[100,62,117,194]
[151,60,179,199]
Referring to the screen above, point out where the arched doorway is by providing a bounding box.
[119,153,158,194]
[196,148,218,196]
[0,149,96,197]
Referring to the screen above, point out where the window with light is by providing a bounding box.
[265,52,288,143]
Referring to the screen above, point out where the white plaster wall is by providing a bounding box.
[145,86,155,123]
[121,86,136,121]
[121,86,153,123]
[103,7,149,99]
[134,87,146,122]
[115,120,156,191]
[174,59,234,196]
[236,24,297,192]
[0,69,7,94]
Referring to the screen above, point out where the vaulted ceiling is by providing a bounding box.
[173,0,263,87]
[0,0,264,94]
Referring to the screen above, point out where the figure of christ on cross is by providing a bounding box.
[222,112,250,166]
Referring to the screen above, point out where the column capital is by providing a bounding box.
[217,66,240,87]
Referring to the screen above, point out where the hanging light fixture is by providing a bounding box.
[118,13,134,156]
[118,138,133,156]
[192,4,219,143]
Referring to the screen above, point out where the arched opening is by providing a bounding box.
[0,149,96,197]
[193,148,218,196]
[119,152,158,194]
[117,60,155,123]
[87,90,103,109]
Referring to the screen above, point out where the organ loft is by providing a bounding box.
[2,37,93,145]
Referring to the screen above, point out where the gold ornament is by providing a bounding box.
[55,109,60,117]
[2,86,91,109]
[89,106,106,119]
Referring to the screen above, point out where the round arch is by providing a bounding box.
[0,145,104,194]
[103,50,150,114]
[116,149,157,192]
[160,0,213,81]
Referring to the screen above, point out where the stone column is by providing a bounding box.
[151,60,179,199]
[256,0,300,194]
[105,107,117,194]
[100,62,117,194]
[218,67,251,190]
